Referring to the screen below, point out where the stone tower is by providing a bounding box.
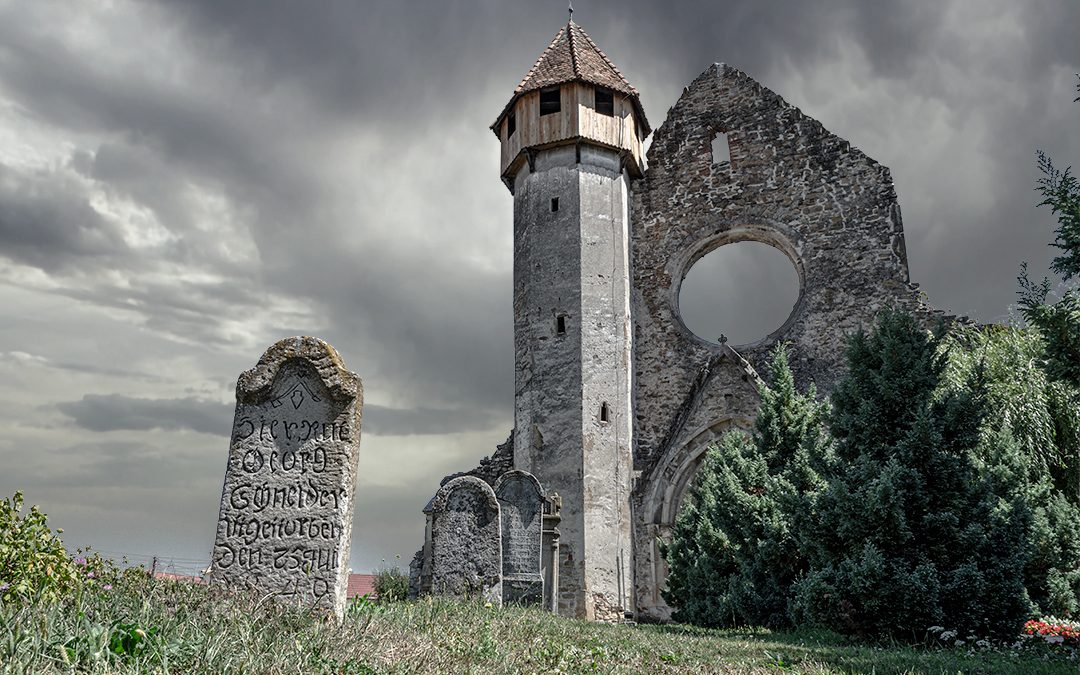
[490,20,649,620]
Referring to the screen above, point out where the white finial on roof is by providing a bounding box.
[569,1,574,23]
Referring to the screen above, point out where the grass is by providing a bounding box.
[1,575,1076,674]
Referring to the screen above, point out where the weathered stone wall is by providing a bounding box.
[631,349,760,621]
[510,143,634,619]
[423,60,956,624]
[631,63,947,474]
[627,64,951,621]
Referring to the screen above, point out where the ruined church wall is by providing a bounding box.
[630,63,948,475]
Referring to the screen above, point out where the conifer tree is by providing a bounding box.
[1018,74,1080,386]
[793,310,1033,639]
[662,344,831,627]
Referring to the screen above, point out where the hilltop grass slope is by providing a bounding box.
[1,575,1076,674]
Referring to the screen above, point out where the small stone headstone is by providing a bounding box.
[430,476,502,603]
[494,470,545,605]
[210,336,362,619]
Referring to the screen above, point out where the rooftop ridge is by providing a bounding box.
[567,21,579,79]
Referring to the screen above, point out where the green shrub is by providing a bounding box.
[0,491,120,604]
[374,564,409,603]
[662,344,831,628]
[792,310,1034,640]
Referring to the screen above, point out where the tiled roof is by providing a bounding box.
[493,21,649,135]
[347,573,377,599]
[152,571,204,583]
[516,21,637,99]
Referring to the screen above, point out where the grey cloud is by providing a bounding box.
[363,405,498,436]
[0,351,165,382]
[679,242,801,346]
[2,0,1079,572]
[0,162,128,271]
[48,440,216,490]
[57,394,498,437]
[57,394,232,435]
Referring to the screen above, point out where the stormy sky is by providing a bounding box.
[0,0,1077,575]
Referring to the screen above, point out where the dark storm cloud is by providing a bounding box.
[4,0,1075,414]
[56,394,496,437]
[0,0,518,409]
[2,0,1078,570]
[0,161,128,271]
[57,394,232,435]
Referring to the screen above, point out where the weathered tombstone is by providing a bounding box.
[210,336,362,619]
[429,476,502,604]
[493,470,544,605]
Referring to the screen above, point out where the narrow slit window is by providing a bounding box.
[711,131,731,164]
[550,197,559,212]
[556,314,567,335]
[600,402,610,423]
[507,111,516,138]
[595,87,614,116]
[540,86,561,116]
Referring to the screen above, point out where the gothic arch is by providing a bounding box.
[633,415,753,622]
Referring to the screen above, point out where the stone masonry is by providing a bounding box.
[210,336,363,620]
[629,63,950,621]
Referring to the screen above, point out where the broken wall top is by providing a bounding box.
[630,63,950,470]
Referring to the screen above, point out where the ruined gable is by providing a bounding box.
[630,63,948,474]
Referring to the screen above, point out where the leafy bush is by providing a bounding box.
[0,491,116,603]
[791,310,1034,640]
[662,344,831,628]
[374,564,409,603]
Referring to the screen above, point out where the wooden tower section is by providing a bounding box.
[491,20,649,193]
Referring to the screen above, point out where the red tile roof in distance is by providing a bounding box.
[152,571,204,583]
[347,573,377,599]
[492,21,650,136]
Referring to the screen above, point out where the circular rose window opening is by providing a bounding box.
[678,241,801,346]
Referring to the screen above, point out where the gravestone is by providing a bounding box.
[494,470,544,605]
[210,336,362,619]
[430,476,502,604]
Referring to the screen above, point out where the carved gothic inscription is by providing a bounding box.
[210,337,362,619]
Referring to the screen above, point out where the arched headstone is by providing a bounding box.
[210,336,362,619]
[430,476,502,604]
[494,470,544,605]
